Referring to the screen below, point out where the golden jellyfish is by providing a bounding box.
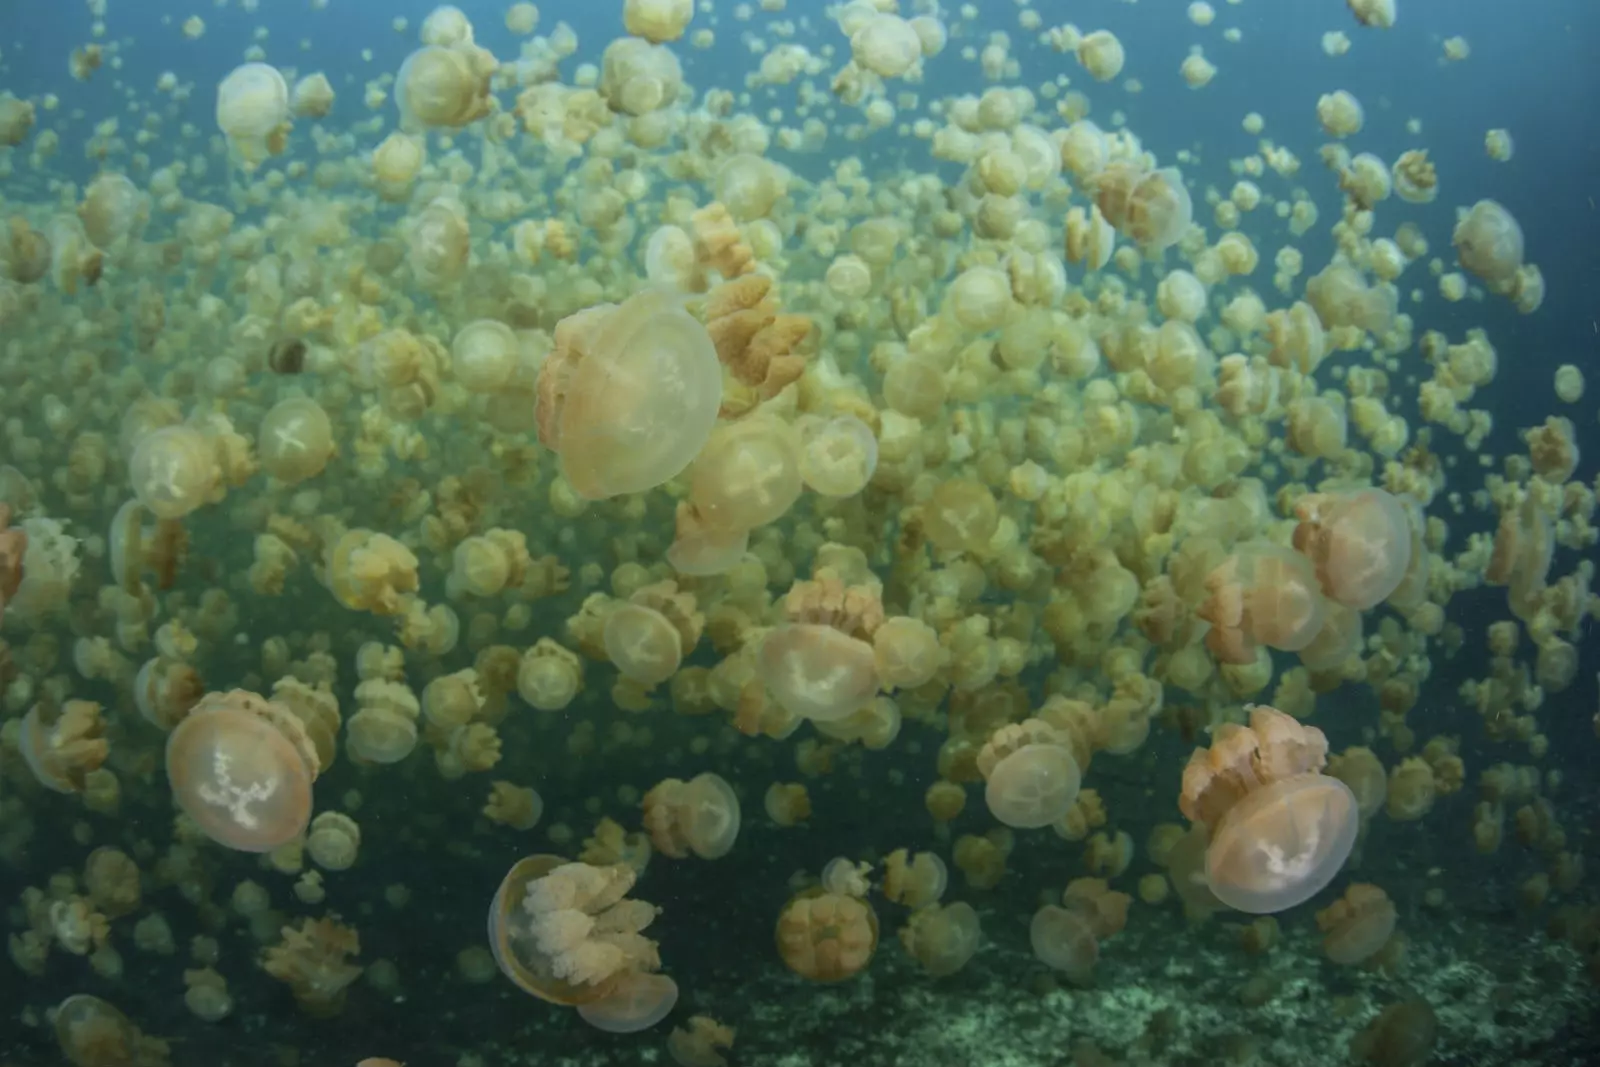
[451,320,521,393]
[851,14,924,79]
[578,972,680,1033]
[668,1015,736,1067]
[604,603,684,686]
[420,4,475,47]
[258,398,335,485]
[883,849,948,909]
[1317,90,1364,138]
[1077,30,1126,82]
[899,901,980,977]
[1452,199,1525,292]
[776,890,878,982]
[20,700,109,793]
[407,196,472,288]
[923,478,999,554]
[215,63,290,165]
[516,638,583,711]
[1180,705,1359,914]
[290,73,335,119]
[128,425,220,520]
[1292,488,1413,610]
[977,720,1083,829]
[1129,168,1195,250]
[599,37,684,117]
[396,44,496,129]
[624,0,694,44]
[1316,883,1397,964]
[872,616,943,691]
[1198,541,1328,664]
[759,623,879,723]
[536,289,723,500]
[166,689,320,852]
[797,415,878,498]
[372,132,426,200]
[53,994,164,1067]
[78,173,145,250]
[641,772,741,859]
[0,504,30,620]
[1348,0,1397,29]
[488,856,662,1004]
[1029,903,1099,985]
[945,265,1013,333]
[688,416,804,532]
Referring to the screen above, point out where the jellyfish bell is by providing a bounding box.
[166,690,319,852]
[536,288,723,501]
[216,62,290,165]
[1206,774,1360,914]
[759,623,879,723]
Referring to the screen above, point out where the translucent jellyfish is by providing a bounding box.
[898,901,979,976]
[623,0,694,44]
[19,700,108,793]
[604,603,684,687]
[1077,30,1126,81]
[488,856,661,1005]
[578,972,680,1033]
[871,616,944,691]
[1181,706,1358,914]
[1030,904,1099,985]
[641,772,742,859]
[5,515,79,623]
[54,994,157,1067]
[776,891,878,982]
[1199,541,1328,663]
[128,425,220,520]
[1206,775,1359,913]
[536,289,723,500]
[983,743,1082,829]
[1452,199,1524,290]
[599,37,684,117]
[758,623,880,723]
[257,398,334,484]
[923,479,999,554]
[1124,167,1193,251]
[452,320,520,393]
[1316,883,1396,964]
[396,45,496,129]
[1292,488,1413,610]
[797,415,878,498]
[78,173,145,250]
[851,14,923,79]
[166,689,319,852]
[215,63,289,165]
[688,416,804,532]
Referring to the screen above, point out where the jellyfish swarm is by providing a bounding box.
[536,289,723,500]
[1180,705,1358,914]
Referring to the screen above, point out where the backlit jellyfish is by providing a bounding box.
[5,514,81,624]
[166,689,320,852]
[604,603,684,687]
[1180,705,1359,914]
[536,289,723,500]
[1124,167,1194,251]
[1292,488,1413,610]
